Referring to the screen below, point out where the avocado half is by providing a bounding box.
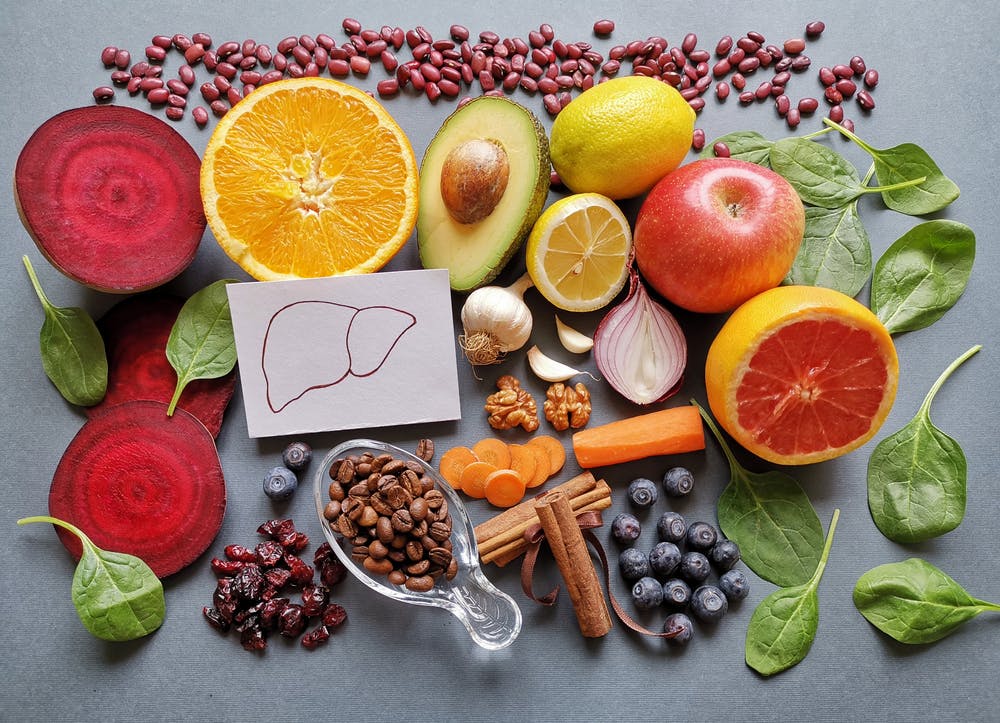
[417,96,550,291]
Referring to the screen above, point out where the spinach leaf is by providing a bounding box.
[695,401,824,587]
[166,279,238,415]
[17,515,165,641]
[870,220,975,334]
[824,118,960,215]
[699,130,774,166]
[770,138,925,209]
[22,256,107,407]
[745,509,839,676]
[868,345,981,542]
[784,202,872,297]
[853,558,1000,644]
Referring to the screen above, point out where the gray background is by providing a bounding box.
[2,2,998,721]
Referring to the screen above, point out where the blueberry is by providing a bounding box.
[661,578,691,609]
[710,539,741,571]
[656,511,687,543]
[662,466,695,497]
[663,612,694,646]
[678,551,711,583]
[631,576,664,609]
[263,466,298,501]
[690,584,729,623]
[719,569,750,602]
[618,547,650,582]
[685,521,718,551]
[627,477,658,507]
[281,441,312,471]
[611,512,642,545]
[648,541,681,579]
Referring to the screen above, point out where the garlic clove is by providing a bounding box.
[555,315,594,354]
[527,345,594,382]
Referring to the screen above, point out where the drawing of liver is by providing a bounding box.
[262,300,417,413]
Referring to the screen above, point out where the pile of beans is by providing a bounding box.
[93,19,877,144]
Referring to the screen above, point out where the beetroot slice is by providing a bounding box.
[87,292,236,437]
[14,105,205,293]
[49,399,226,578]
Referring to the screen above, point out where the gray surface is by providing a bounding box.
[2,2,998,721]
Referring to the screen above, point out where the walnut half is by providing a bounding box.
[543,382,592,431]
[485,375,539,432]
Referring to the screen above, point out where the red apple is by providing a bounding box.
[633,158,805,313]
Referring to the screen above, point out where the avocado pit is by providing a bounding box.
[440,138,510,224]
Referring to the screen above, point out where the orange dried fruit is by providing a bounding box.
[201,78,419,281]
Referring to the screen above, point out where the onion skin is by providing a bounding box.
[593,267,686,405]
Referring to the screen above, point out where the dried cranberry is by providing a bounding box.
[313,541,335,567]
[240,624,267,651]
[258,518,296,540]
[300,625,331,650]
[211,557,245,575]
[301,584,329,616]
[232,563,266,601]
[255,540,284,568]
[265,566,292,590]
[224,544,257,562]
[203,606,230,632]
[319,558,348,587]
[278,603,307,637]
[284,554,315,586]
[322,603,348,629]
[234,602,262,629]
[260,597,289,630]
[287,531,310,553]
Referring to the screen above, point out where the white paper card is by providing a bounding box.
[227,269,461,438]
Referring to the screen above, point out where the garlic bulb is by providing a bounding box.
[555,315,594,353]
[459,273,534,365]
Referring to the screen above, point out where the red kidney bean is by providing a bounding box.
[766,44,783,60]
[593,19,615,36]
[828,104,845,122]
[376,78,399,97]
[172,34,192,51]
[428,49,444,67]
[260,69,284,84]
[130,61,149,77]
[715,36,733,56]
[192,106,209,126]
[747,30,766,43]
[833,64,853,79]
[841,118,855,132]
[286,62,303,78]
[824,86,843,104]
[756,49,773,67]
[210,99,228,116]
[856,90,875,110]
[772,70,791,87]
[731,72,746,90]
[213,75,231,92]
[349,55,370,74]
[139,77,163,91]
[151,35,172,49]
[273,53,287,71]
[819,66,836,85]
[754,82,772,100]
[774,94,790,116]
[298,34,316,52]
[713,142,731,158]
[110,70,130,84]
[126,76,142,94]
[312,46,328,67]
[200,82,220,101]
[440,78,461,96]
[167,93,186,108]
[147,87,169,104]
[689,97,706,112]
[785,107,801,128]
[242,39,258,57]
[790,56,811,71]
[240,70,262,85]
[715,81,730,100]
[165,106,184,121]
[405,29,421,48]
[216,62,237,79]
[798,97,819,113]
[192,32,212,47]
[805,21,826,37]
[277,36,297,54]
[695,60,709,76]
[691,128,706,150]
[738,90,754,103]
[226,87,241,105]
[178,64,196,85]
[680,33,697,54]
[542,93,560,115]
[239,55,257,70]
[783,38,805,55]
[114,49,131,69]
[424,81,441,101]
[419,63,440,83]
[92,86,114,101]
[864,69,879,88]
[204,51,218,71]
[217,41,238,57]
[836,79,857,97]
[538,23,554,42]
[391,27,405,49]
[164,78,187,95]
[738,57,760,74]
[290,45,310,66]
[849,55,866,75]
[225,51,244,66]
[711,59,730,77]
[366,39,387,58]
[527,30,544,49]
[101,46,118,66]
[599,59,619,76]
[342,18,362,34]
[727,48,745,65]
[380,50,398,73]
[775,56,793,72]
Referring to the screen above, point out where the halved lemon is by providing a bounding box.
[525,193,632,312]
[201,78,419,281]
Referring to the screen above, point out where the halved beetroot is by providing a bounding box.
[88,292,236,437]
[14,106,205,293]
[49,399,226,578]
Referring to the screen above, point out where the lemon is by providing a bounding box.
[549,76,696,199]
[526,193,632,312]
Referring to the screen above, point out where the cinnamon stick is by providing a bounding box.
[475,471,598,556]
[486,490,612,567]
[533,489,613,638]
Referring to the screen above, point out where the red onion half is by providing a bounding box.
[593,267,686,405]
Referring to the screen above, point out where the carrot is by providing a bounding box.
[483,468,527,508]
[522,442,551,489]
[439,446,478,489]
[459,460,498,499]
[506,444,537,485]
[526,434,566,476]
[472,437,512,469]
[572,405,705,468]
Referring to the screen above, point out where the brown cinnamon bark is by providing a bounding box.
[533,489,613,638]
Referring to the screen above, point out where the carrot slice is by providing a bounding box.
[471,437,512,469]
[572,405,705,468]
[527,435,566,476]
[483,469,527,508]
[507,444,537,484]
[523,443,552,489]
[459,460,498,499]
[439,446,478,489]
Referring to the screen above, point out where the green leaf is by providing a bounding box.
[745,509,840,676]
[22,256,108,406]
[870,220,975,334]
[853,558,1000,644]
[694,401,824,587]
[166,279,238,415]
[867,345,981,542]
[17,515,165,641]
[784,202,872,297]
[698,130,774,166]
[824,119,960,215]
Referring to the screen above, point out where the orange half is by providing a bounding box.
[705,285,898,465]
[201,78,418,281]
